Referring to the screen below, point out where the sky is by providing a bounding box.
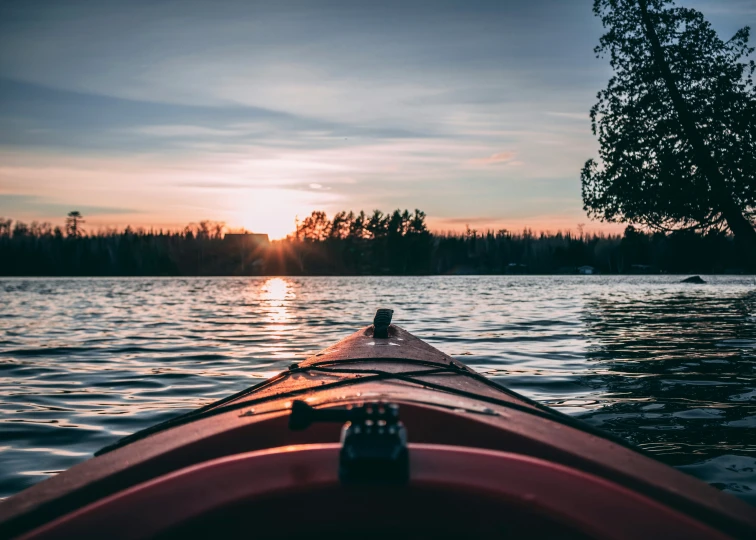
[1,0,754,238]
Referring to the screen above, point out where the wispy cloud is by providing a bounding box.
[470,151,519,165]
[545,111,588,121]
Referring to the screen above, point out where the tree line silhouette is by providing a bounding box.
[0,210,749,276]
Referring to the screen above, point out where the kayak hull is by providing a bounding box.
[20,445,728,540]
[2,324,755,538]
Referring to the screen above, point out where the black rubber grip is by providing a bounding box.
[373,309,394,338]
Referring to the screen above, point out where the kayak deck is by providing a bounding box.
[1,320,755,538]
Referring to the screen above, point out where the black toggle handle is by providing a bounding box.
[289,400,400,431]
[373,308,394,338]
[289,400,350,430]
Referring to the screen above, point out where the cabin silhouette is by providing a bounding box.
[223,232,270,246]
[223,233,270,272]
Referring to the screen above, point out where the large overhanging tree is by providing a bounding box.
[582,0,756,259]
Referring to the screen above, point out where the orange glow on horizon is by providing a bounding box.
[77,213,625,239]
[426,216,627,237]
[233,188,336,240]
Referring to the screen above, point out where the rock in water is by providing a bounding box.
[681,276,706,284]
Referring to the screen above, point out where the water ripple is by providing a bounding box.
[0,275,754,504]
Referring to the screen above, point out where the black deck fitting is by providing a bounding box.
[373,309,393,338]
[288,400,408,484]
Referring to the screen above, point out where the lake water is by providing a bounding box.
[1,276,755,504]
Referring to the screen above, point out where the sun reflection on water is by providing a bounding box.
[260,278,294,325]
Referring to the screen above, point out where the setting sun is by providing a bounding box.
[232,188,324,240]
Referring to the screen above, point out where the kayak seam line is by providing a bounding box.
[95,365,640,460]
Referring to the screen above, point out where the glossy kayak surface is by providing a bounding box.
[1,318,754,539]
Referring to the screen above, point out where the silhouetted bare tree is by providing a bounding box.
[65,211,85,238]
[297,211,332,241]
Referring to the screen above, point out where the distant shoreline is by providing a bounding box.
[2,215,753,275]
[1,273,754,278]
